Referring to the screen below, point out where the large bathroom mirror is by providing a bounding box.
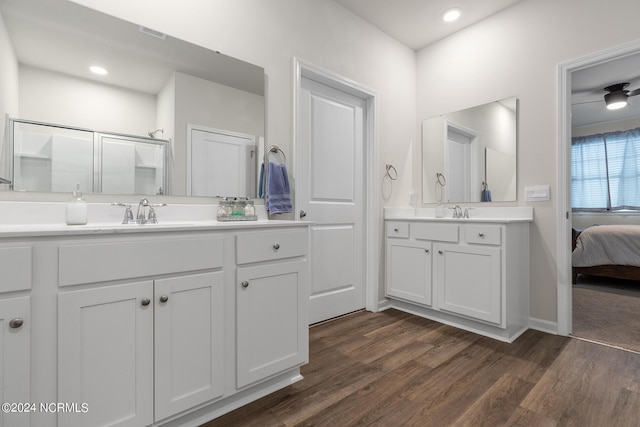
[422,96,517,203]
[0,0,265,198]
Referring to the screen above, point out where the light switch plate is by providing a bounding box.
[524,185,550,201]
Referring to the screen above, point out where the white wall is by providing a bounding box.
[19,65,157,135]
[416,0,640,323]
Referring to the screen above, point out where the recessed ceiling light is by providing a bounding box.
[443,8,462,23]
[90,65,108,76]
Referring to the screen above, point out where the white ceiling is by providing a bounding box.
[0,0,264,96]
[334,0,639,128]
[333,0,525,50]
[571,53,640,128]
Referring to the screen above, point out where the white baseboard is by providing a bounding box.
[377,298,561,337]
[529,317,559,335]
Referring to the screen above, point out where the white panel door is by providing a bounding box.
[188,126,256,197]
[298,76,366,324]
[445,130,471,202]
[154,272,225,422]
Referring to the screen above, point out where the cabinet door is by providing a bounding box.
[436,244,502,324]
[386,239,433,306]
[0,296,30,427]
[58,281,153,427]
[236,260,308,389]
[154,272,225,421]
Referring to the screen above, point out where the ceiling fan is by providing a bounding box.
[574,82,640,110]
[602,83,640,110]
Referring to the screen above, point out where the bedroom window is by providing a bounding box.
[571,128,640,211]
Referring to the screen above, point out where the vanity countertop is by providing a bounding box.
[384,206,533,223]
[0,219,310,238]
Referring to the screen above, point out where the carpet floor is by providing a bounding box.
[573,275,640,353]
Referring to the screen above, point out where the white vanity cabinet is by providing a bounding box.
[57,236,226,427]
[235,229,309,389]
[58,273,225,426]
[0,246,32,427]
[385,216,530,342]
[0,221,312,427]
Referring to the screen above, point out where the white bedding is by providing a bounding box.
[572,225,640,267]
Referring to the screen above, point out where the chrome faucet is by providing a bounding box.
[451,205,462,218]
[112,198,167,224]
[136,198,150,223]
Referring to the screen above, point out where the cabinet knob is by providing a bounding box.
[394,228,399,232]
[438,250,443,255]
[159,295,169,303]
[273,243,280,250]
[241,281,249,288]
[425,249,430,254]
[478,232,485,237]
[141,298,151,307]
[9,318,23,329]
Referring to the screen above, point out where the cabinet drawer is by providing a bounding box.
[465,224,502,245]
[386,222,409,238]
[413,223,459,243]
[59,237,224,286]
[0,246,32,292]
[236,228,307,265]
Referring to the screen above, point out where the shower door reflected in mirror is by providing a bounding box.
[10,120,167,195]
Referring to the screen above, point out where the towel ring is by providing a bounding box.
[268,145,286,162]
[436,172,446,186]
[385,164,398,180]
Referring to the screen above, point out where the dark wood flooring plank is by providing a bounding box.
[202,309,640,427]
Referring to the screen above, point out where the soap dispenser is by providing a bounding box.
[66,183,88,225]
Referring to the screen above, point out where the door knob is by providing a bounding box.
[300,210,307,218]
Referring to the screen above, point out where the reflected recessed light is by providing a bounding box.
[90,65,108,76]
[443,8,462,22]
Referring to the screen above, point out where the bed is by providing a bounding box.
[572,225,640,284]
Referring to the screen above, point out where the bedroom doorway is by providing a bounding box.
[558,39,640,351]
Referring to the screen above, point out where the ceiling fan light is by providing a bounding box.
[604,91,628,110]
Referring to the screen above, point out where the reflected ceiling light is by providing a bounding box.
[442,8,462,22]
[89,65,108,76]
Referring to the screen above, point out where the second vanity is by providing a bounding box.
[0,203,309,427]
[384,207,533,343]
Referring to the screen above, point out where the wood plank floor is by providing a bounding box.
[202,309,640,426]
